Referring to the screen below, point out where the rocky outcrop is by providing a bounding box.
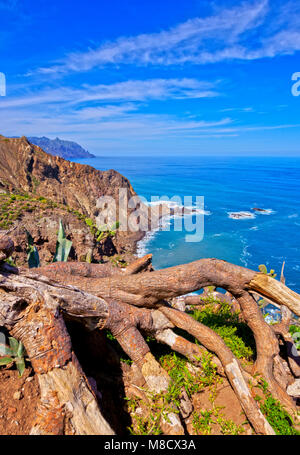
[6,201,116,267]
[0,135,148,260]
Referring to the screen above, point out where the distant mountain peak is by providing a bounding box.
[27,136,95,160]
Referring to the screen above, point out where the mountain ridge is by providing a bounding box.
[26,136,95,159]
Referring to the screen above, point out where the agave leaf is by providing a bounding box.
[57,219,66,243]
[54,238,72,262]
[96,231,107,242]
[17,341,25,358]
[27,244,40,268]
[25,229,40,268]
[110,221,120,231]
[25,229,34,246]
[15,358,25,377]
[8,337,19,356]
[97,224,108,233]
[0,344,12,356]
[0,356,14,366]
[258,264,268,274]
[53,220,72,262]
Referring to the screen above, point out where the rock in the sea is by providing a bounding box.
[252,207,268,212]
[228,211,256,220]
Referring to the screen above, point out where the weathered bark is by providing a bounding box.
[124,254,153,275]
[236,292,297,416]
[248,274,300,316]
[11,304,114,435]
[101,300,185,433]
[271,266,300,378]
[273,306,300,378]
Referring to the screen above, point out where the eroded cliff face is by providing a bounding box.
[0,135,135,215]
[0,135,148,263]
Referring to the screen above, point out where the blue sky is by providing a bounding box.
[0,0,300,156]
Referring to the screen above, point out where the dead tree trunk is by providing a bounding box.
[1,237,300,435]
[0,257,113,435]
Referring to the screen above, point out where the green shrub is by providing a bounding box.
[191,300,255,359]
[260,395,300,435]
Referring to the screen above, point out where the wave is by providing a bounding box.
[136,227,160,257]
[136,199,211,257]
[240,238,252,267]
[288,213,299,219]
[146,200,211,216]
[255,208,275,215]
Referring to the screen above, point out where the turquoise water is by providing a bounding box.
[74,156,300,295]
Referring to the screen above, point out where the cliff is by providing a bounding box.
[0,135,148,264]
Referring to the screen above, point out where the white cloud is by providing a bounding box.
[220,107,254,113]
[0,78,219,109]
[1,92,299,152]
[29,0,300,75]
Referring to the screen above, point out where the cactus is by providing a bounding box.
[25,229,40,268]
[53,219,72,262]
[258,264,277,278]
[258,264,268,274]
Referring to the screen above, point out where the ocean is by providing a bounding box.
[74,155,300,299]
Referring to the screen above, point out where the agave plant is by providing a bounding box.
[0,334,26,376]
[53,219,72,262]
[96,221,120,242]
[25,229,40,268]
